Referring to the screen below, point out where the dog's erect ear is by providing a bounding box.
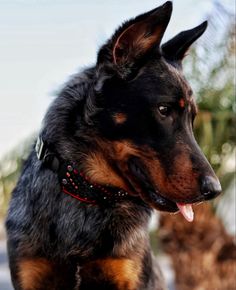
[161,21,207,63]
[97,1,172,76]
[112,1,172,66]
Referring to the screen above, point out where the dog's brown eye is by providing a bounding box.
[158,105,171,117]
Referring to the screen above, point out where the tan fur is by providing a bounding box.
[82,258,142,290]
[100,258,141,290]
[179,98,185,108]
[83,151,127,189]
[18,258,53,290]
[83,140,138,188]
[113,112,127,124]
[112,141,138,160]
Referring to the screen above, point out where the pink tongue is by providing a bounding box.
[176,203,194,222]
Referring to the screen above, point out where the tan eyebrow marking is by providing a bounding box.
[113,113,127,125]
[179,98,185,108]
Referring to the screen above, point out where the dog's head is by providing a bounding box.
[54,2,221,220]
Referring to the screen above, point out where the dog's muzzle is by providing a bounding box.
[127,156,221,222]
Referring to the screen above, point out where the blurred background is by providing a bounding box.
[0,1,235,289]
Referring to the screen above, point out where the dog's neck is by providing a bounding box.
[35,136,138,206]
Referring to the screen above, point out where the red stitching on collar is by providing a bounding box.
[62,187,96,205]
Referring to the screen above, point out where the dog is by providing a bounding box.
[6,2,222,289]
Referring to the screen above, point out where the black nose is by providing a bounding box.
[201,176,222,200]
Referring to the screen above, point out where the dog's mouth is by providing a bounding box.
[127,157,195,222]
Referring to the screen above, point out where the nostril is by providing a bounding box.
[201,176,222,200]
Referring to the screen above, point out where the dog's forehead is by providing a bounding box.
[162,61,195,106]
[127,59,195,107]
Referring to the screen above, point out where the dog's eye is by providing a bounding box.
[158,105,172,117]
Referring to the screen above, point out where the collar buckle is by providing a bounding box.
[35,136,47,161]
[35,136,60,172]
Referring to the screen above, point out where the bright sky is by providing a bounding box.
[0,0,233,157]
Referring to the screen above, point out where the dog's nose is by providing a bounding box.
[201,176,222,200]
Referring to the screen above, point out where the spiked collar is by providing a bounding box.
[35,136,131,205]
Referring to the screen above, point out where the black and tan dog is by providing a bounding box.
[6,2,221,290]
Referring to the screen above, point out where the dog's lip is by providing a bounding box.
[127,157,178,212]
[144,189,178,212]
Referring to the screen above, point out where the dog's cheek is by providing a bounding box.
[82,141,138,190]
[150,153,200,201]
[143,157,169,193]
[171,151,200,197]
[82,151,128,189]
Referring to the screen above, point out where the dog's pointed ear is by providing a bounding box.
[112,1,172,66]
[97,1,172,76]
[161,21,207,63]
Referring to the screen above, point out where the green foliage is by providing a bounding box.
[0,136,34,217]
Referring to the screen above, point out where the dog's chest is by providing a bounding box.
[78,258,142,290]
[76,210,149,289]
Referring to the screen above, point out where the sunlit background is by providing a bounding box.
[0,1,235,290]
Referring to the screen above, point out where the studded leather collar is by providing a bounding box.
[59,162,130,205]
[35,136,132,206]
